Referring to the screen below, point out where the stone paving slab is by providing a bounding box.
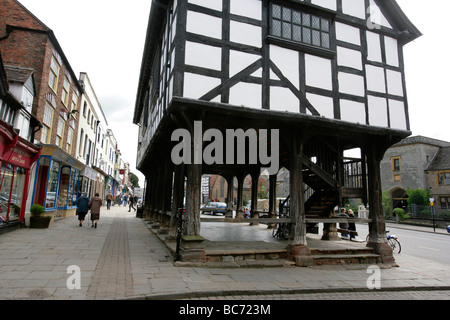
[0,205,449,300]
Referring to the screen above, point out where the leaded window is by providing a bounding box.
[271,3,331,50]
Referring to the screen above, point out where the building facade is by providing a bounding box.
[0,53,41,230]
[0,0,134,227]
[134,0,420,264]
[381,136,450,211]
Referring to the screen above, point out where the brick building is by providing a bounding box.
[0,0,85,221]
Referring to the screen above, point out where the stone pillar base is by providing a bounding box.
[288,244,313,267]
[321,223,341,241]
[367,242,396,264]
[179,235,207,262]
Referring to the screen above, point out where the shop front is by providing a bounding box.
[31,145,84,222]
[79,165,97,198]
[0,122,41,229]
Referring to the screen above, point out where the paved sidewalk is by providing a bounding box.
[0,205,449,300]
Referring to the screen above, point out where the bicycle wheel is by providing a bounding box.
[388,238,401,254]
[272,226,278,238]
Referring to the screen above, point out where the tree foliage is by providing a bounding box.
[129,172,140,189]
[407,188,430,206]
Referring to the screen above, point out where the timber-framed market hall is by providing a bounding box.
[133,0,420,266]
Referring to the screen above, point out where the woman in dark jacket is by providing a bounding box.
[88,193,103,228]
[76,193,90,227]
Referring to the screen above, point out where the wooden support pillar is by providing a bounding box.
[159,162,174,232]
[235,173,245,219]
[250,169,259,226]
[169,164,185,239]
[185,164,202,236]
[267,174,277,229]
[288,133,312,266]
[181,163,206,262]
[365,140,395,264]
[148,168,158,221]
[225,175,234,218]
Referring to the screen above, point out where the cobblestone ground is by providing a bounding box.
[183,289,450,300]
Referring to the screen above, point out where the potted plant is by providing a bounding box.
[29,204,51,228]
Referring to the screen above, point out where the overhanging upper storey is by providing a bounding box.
[134,0,421,166]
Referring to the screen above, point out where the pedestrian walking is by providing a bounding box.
[106,192,113,210]
[128,194,136,212]
[89,193,103,228]
[123,194,128,207]
[76,193,90,227]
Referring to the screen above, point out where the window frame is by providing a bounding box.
[41,103,54,144]
[61,76,71,106]
[48,56,61,93]
[267,1,336,58]
[55,116,65,148]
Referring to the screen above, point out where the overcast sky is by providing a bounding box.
[15,0,449,184]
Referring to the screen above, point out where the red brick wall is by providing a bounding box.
[0,0,81,157]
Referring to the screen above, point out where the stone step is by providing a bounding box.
[312,253,381,265]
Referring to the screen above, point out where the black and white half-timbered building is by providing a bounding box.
[134,0,420,265]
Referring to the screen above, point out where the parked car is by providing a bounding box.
[201,202,227,215]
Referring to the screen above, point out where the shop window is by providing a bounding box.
[46,160,60,209]
[0,164,14,222]
[58,166,79,208]
[0,164,26,224]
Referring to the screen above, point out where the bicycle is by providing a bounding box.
[366,230,401,254]
[272,221,290,240]
[272,197,291,240]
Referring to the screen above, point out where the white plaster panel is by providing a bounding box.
[385,36,400,67]
[366,65,386,93]
[389,99,407,130]
[270,45,299,89]
[338,72,365,97]
[230,0,261,21]
[368,95,388,127]
[369,0,392,29]
[185,41,222,71]
[305,54,332,91]
[229,82,261,109]
[306,93,334,119]
[230,21,262,48]
[270,87,300,113]
[340,100,366,124]
[366,31,382,63]
[183,73,221,100]
[187,11,222,39]
[188,0,222,11]
[230,50,261,77]
[311,0,337,11]
[337,46,363,70]
[342,0,366,19]
[386,70,404,97]
[335,22,361,46]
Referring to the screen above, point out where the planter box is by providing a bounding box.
[30,216,51,229]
